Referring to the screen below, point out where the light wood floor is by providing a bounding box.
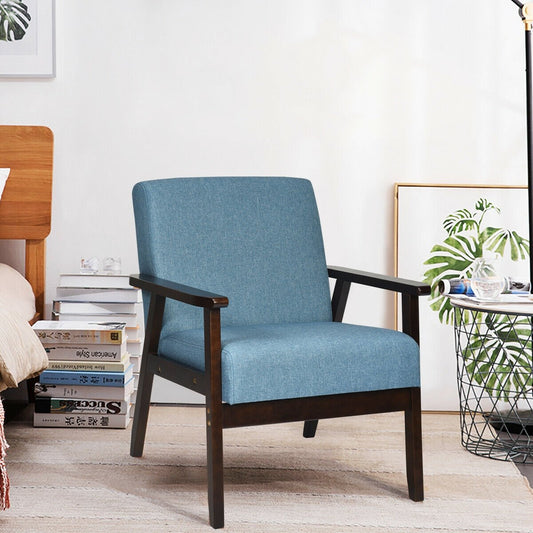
[3,399,533,488]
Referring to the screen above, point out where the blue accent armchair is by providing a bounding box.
[130,177,430,528]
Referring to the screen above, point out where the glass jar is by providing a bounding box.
[470,255,505,301]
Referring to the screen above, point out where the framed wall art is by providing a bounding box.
[394,183,529,411]
[0,0,55,78]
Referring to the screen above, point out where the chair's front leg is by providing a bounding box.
[404,387,424,501]
[131,293,165,457]
[204,308,224,529]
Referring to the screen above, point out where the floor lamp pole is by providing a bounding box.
[514,1,533,288]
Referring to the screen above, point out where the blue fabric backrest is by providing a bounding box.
[132,177,333,333]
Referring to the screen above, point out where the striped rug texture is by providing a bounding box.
[0,406,532,532]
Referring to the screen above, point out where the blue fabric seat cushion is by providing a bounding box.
[158,322,420,405]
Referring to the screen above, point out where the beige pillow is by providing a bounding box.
[0,264,36,322]
[0,302,48,391]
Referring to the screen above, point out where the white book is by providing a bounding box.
[52,312,139,328]
[53,301,139,315]
[43,340,128,361]
[33,411,131,429]
[35,397,130,415]
[126,325,142,341]
[127,338,143,356]
[130,355,141,373]
[33,321,126,345]
[58,273,132,289]
[47,354,130,372]
[34,378,134,400]
[55,287,142,303]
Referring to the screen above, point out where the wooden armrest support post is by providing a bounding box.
[129,273,228,401]
[327,266,431,344]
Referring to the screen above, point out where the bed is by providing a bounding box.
[0,125,54,509]
[0,125,53,323]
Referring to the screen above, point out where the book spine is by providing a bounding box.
[53,300,138,314]
[44,344,126,361]
[40,368,131,387]
[35,329,125,345]
[52,312,138,328]
[126,339,143,355]
[46,359,129,372]
[55,287,141,303]
[125,326,142,340]
[35,397,129,415]
[58,274,131,289]
[34,380,134,400]
[33,412,130,428]
[130,355,141,373]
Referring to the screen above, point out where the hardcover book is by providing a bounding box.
[34,379,134,401]
[35,397,130,415]
[43,340,127,361]
[46,355,130,372]
[52,312,138,328]
[58,273,132,289]
[33,321,126,344]
[55,287,141,303]
[125,325,142,340]
[126,338,143,356]
[33,411,131,429]
[53,300,139,315]
[39,364,134,387]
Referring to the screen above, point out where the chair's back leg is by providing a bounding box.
[304,277,352,438]
[303,419,319,438]
[404,387,424,501]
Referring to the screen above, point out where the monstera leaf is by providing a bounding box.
[463,313,533,402]
[481,227,529,261]
[0,0,31,42]
[443,208,478,237]
[423,234,482,324]
[442,200,499,237]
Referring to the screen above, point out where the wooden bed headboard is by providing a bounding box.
[0,126,53,320]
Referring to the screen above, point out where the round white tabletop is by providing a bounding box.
[449,294,533,316]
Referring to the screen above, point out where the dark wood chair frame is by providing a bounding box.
[129,266,431,529]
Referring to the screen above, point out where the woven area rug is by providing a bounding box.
[0,406,532,532]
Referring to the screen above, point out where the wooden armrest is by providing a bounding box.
[327,266,430,296]
[129,273,229,309]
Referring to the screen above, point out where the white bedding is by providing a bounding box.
[0,264,47,391]
[0,169,8,201]
[0,264,36,322]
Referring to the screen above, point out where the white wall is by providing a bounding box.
[0,0,528,409]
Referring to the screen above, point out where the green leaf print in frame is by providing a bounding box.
[394,184,530,410]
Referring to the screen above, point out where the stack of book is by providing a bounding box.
[33,321,134,428]
[53,273,144,411]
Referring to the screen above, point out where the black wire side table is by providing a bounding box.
[452,297,533,463]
